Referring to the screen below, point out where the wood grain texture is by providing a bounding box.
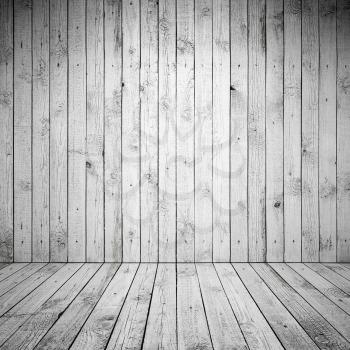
[337,0,350,261]
[230,0,248,262]
[284,0,302,262]
[266,0,284,261]
[0,0,13,262]
[68,0,86,261]
[122,0,141,262]
[32,0,49,262]
[13,0,32,262]
[104,0,122,262]
[248,0,266,261]
[50,0,68,262]
[176,0,195,262]
[212,0,230,262]
[319,0,337,262]
[86,0,104,262]
[158,0,176,262]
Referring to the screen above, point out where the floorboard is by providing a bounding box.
[0,263,349,349]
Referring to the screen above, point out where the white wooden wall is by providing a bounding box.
[0,0,349,262]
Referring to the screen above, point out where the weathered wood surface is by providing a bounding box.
[0,263,349,348]
[1,0,349,263]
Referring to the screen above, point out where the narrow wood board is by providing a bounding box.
[0,263,28,282]
[143,264,177,349]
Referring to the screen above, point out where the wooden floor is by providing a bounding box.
[0,263,350,349]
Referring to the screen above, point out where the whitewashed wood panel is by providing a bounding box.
[68,0,86,261]
[104,0,122,262]
[266,0,284,261]
[158,0,176,262]
[337,0,350,261]
[212,0,230,262]
[248,0,266,261]
[122,0,141,262]
[176,0,195,262]
[284,0,302,262]
[319,0,337,262]
[195,0,213,262]
[86,0,104,262]
[32,0,49,262]
[301,0,319,262]
[14,0,32,262]
[230,0,248,262]
[0,0,13,262]
[140,0,159,262]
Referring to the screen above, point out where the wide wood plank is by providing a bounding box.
[234,263,318,349]
[68,0,86,261]
[290,263,350,314]
[13,0,32,262]
[337,0,350,261]
[323,263,350,281]
[230,0,248,262]
[177,264,212,349]
[86,0,104,262]
[140,0,159,262]
[307,263,350,294]
[197,264,247,349]
[143,264,176,349]
[271,263,350,342]
[215,263,283,349]
[158,0,176,262]
[212,0,230,262]
[194,0,213,262]
[0,262,45,296]
[0,0,13,262]
[106,264,157,350]
[0,263,62,317]
[50,0,68,262]
[35,263,119,349]
[32,0,49,262]
[176,0,195,262]
[301,0,319,262]
[266,0,284,261]
[248,0,266,261]
[104,0,122,262]
[319,0,337,262]
[122,0,141,262]
[252,263,348,349]
[284,0,302,261]
[0,263,27,282]
[70,264,138,350]
[0,263,81,346]
[1,263,100,350]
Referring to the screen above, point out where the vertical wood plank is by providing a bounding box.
[301,0,319,262]
[176,0,195,262]
[319,0,336,262]
[230,0,248,262]
[337,0,350,261]
[104,0,122,262]
[266,0,284,261]
[14,0,32,262]
[86,0,104,262]
[194,0,213,262]
[140,0,159,262]
[68,0,86,261]
[284,0,302,261]
[212,0,230,262]
[122,0,141,261]
[32,0,49,262]
[248,0,266,261]
[50,0,68,262]
[0,0,13,262]
[158,0,176,262]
